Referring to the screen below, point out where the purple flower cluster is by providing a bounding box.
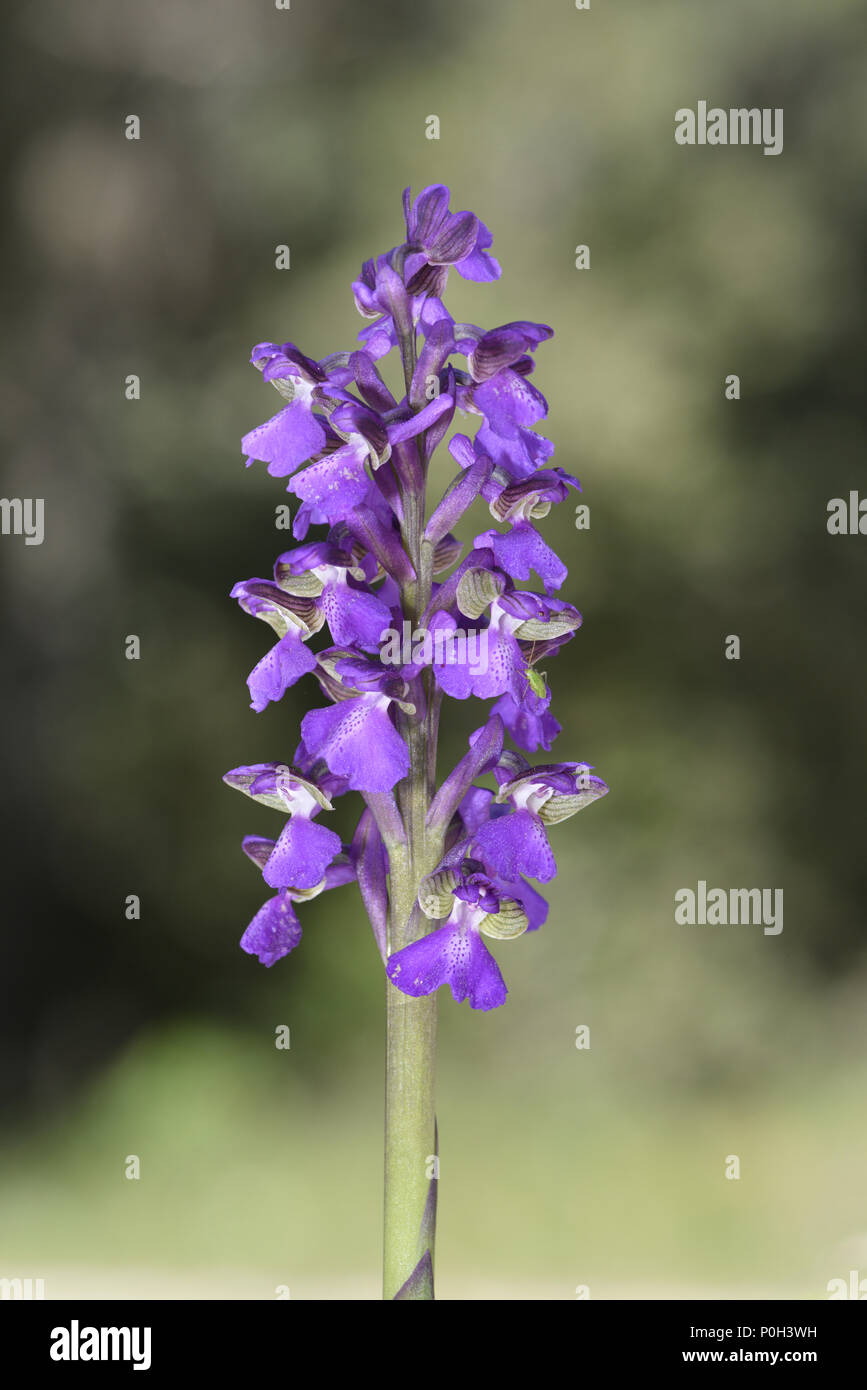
[224,185,607,1010]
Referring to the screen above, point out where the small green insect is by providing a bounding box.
[524,667,548,699]
[521,636,549,699]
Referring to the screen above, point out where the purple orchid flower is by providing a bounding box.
[473,468,583,595]
[468,758,608,884]
[240,893,302,967]
[296,652,415,794]
[225,184,609,1301]
[385,861,546,1011]
[230,579,322,711]
[289,394,453,524]
[492,687,562,752]
[403,184,502,286]
[239,834,356,967]
[352,252,454,361]
[241,342,351,478]
[450,423,556,493]
[422,589,582,704]
[274,543,393,649]
[222,763,343,890]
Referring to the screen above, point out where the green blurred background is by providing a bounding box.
[1,0,865,1299]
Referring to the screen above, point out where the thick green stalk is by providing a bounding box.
[383,686,441,1299]
[383,851,439,1298]
[383,335,441,1298]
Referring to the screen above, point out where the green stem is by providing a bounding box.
[383,332,441,1298]
[383,722,444,1295]
[383,873,438,1298]
[383,685,441,1299]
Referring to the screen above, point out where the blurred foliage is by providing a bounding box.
[1,0,865,1294]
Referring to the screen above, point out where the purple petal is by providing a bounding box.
[350,350,398,412]
[454,247,501,282]
[490,467,580,518]
[468,327,530,381]
[386,921,507,1010]
[492,691,561,752]
[419,295,453,335]
[458,786,495,835]
[474,370,547,438]
[357,316,396,360]
[319,580,392,650]
[474,522,567,595]
[274,541,336,577]
[454,220,501,282]
[433,622,524,702]
[476,422,554,480]
[427,210,479,265]
[263,815,342,891]
[301,695,409,792]
[322,857,357,890]
[241,834,276,871]
[247,630,317,711]
[472,809,557,882]
[242,400,325,478]
[241,894,302,967]
[331,401,389,460]
[244,835,354,893]
[469,322,552,382]
[290,443,370,521]
[253,340,324,383]
[408,184,450,245]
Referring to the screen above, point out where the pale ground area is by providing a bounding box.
[2,1030,863,1305]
